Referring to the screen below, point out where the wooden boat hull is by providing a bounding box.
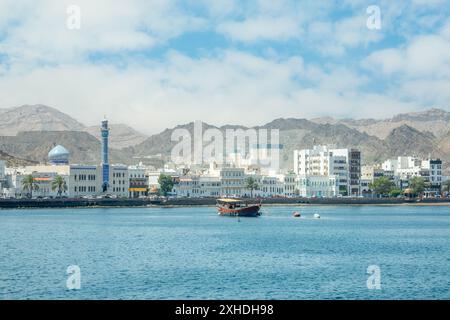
[217,204,261,217]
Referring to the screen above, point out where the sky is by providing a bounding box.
[0,0,449,134]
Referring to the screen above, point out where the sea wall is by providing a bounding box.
[1,197,449,209]
[0,198,161,209]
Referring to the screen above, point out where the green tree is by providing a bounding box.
[245,177,259,198]
[158,174,174,196]
[22,175,39,198]
[409,176,426,196]
[51,175,67,197]
[369,176,395,196]
[442,180,450,193]
[389,188,403,198]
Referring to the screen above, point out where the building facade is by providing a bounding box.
[0,160,5,193]
[219,167,245,197]
[128,166,148,198]
[349,149,361,196]
[293,146,352,195]
[296,175,337,198]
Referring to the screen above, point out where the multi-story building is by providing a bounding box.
[10,171,69,198]
[173,175,221,198]
[219,167,246,197]
[422,159,442,188]
[293,146,353,195]
[70,165,100,197]
[199,176,221,197]
[0,160,5,179]
[109,165,129,197]
[349,149,361,196]
[361,165,394,182]
[360,179,372,195]
[258,176,284,198]
[281,172,297,197]
[0,160,5,193]
[381,156,443,193]
[128,166,148,198]
[175,175,200,198]
[296,175,337,198]
[381,159,398,172]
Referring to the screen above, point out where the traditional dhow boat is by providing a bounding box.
[217,198,261,217]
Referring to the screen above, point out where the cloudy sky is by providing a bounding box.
[0,0,449,134]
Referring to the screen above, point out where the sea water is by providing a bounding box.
[0,205,449,299]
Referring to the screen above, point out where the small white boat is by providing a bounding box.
[293,211,301,218]
[313,213,321,219]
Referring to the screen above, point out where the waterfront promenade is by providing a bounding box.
[1,197,450,209]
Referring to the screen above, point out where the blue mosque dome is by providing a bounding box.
[48,145,70,165]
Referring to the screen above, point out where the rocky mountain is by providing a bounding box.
[384,125,443,158]
[0,104,85,136]
[127,118,449,172]
[83,124,148,150]
[0,104,147,148]
[312,108,450,139]
[0,131,129,165]
[438,130,450,155]
[128,120,383,167]
[0,150,38,167]
[0,105,449,172]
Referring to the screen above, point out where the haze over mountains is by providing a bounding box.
[0,104,449,172]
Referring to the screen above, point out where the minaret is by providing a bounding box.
[101,118,110,192]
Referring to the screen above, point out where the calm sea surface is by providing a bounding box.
[0,205,449,299]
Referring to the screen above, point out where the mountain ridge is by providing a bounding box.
[0,104,449,172]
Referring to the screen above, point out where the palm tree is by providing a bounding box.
[245,177,259,198]
[51,175,67,197]
[22,175,39,198]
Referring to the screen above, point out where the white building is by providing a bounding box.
[219,167,246,197]
[421,159,442,186]
[0,160,5,179]
[175,175,199,197]
[382,159,398,172]
[360,179,372,195]
[297,175,338,198]
[0,160,5,193]
[258,176,284,198]
[109,165,129,197]
[294,146,349,195]
[280,172,297,197]
[199,176,221,197]
[69,165,100,197]
[173,174,221,198]
[11,171,69,198]
[128,165,148,198]
[13,164,129,198]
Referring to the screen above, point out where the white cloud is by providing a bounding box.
[365,34,450,77]
[0,0,205,66]
[0,0,449,135]
[217,16,301,42]
[0,48,420,134]
[306,15,384,57]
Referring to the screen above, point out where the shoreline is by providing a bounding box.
[1,197,450,209]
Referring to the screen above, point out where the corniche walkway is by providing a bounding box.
[1,197,450,209]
